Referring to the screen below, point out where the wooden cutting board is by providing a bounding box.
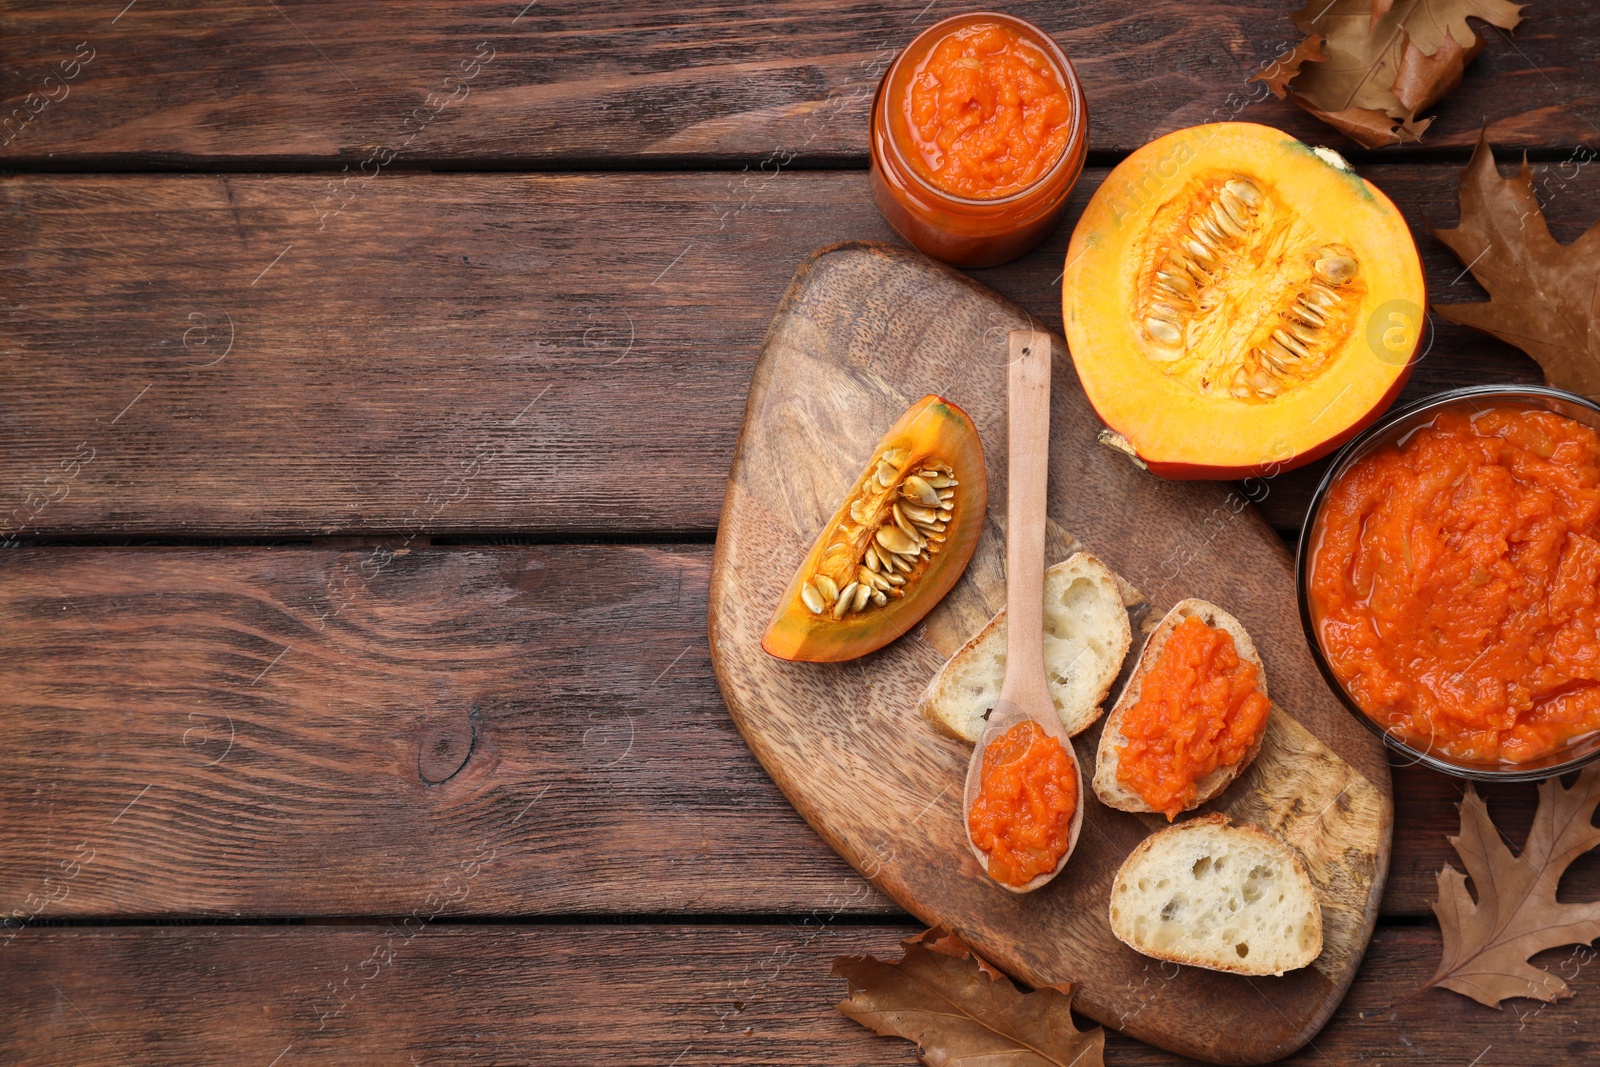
[709,242,1392,1065]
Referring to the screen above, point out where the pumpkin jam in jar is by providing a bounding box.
[1309,407,1600,765]
[905,22,1074,199]
[871,12,1086,267]
[967,720,1077,886]
[1116,617,1271,819]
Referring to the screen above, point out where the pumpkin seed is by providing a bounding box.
[1193,215,1227,246]
[875,525,919,556]
[1272,328,1310,360]
[1307,282,1339,307]
[832,583,859,619]
[900,475,941,507]
[1258,345,1292,373]
[1224,178,1263,210]
[1209,203,1245,239]
[1157,269,1196,297]
[852,583,871,611]
[869,589,888,607]
[1313,250,1357,285]
[814,574,839,602]
[801,582,825,614]
[1287,322,1319,346]
[1292,300,1327,327]
[1145,317,1182,345]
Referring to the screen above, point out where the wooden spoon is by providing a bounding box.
[962,329,1085,894]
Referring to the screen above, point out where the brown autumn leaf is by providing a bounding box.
[1431,132,1600,398]
[833,926,1104,1067]
[1252,0,1524,148]
[1428,765,1600,1008]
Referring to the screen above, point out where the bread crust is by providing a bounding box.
[1093,599,1269,816]
[916,551,1132,743]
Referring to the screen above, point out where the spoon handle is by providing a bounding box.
[1005,330,1052,692]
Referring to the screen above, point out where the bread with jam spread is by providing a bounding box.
[1093,599,1269,817]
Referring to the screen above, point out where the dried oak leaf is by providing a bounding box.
[1252,0,1524,148]
[1428,765,1600,1008]
[833,926,1104,1067]
[1431,132,1600,398]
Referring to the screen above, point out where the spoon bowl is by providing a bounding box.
[962,698,1085,894]
[962,329,1083,893]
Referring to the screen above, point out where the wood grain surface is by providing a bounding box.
[5,5,1599,1059]
[3,923,1587,1067]
[709,243,1391,1063]
[0,543,1584,922]
[2,165,1576,540]
[1,1,1592,166]
[0,544,875,918]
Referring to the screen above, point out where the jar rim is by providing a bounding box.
[876,11,1087,209]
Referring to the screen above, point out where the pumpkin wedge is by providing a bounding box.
[762,395,987,662]
[1062,122,1426,478]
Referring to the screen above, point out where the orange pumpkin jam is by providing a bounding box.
[967,720,1077,886]
[1116,616,1271,819]
[1309,406,1600,765]
[903,21,1074,200]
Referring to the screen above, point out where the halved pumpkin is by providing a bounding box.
[762,395,987,662]
[1062,122,1426,478]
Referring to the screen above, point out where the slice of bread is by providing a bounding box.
[1110,814,1323,976]
[918,552,1132,742]
[1093,599,1268,816]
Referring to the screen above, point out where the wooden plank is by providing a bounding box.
[1,544,1587,923]
[1,165,1571,539]
[0,544,885,918]
[0,1,1592,165]
[709,243,1388,1063]
[0,923,1588,1065]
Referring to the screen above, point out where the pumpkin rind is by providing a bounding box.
[761,395,987,662]
[1061,123,1426,479]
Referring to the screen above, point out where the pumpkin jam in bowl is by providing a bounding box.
[1300,386,1600,781]
[869,12,1087,267]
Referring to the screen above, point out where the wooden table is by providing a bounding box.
[1,3,1597,1064]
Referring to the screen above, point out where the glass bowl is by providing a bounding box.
[1296,384,1600,782]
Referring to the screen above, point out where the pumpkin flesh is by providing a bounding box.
[762,395,987,662]
[1062,123,1425,478]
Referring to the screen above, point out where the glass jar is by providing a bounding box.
[869,11,1088,268]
